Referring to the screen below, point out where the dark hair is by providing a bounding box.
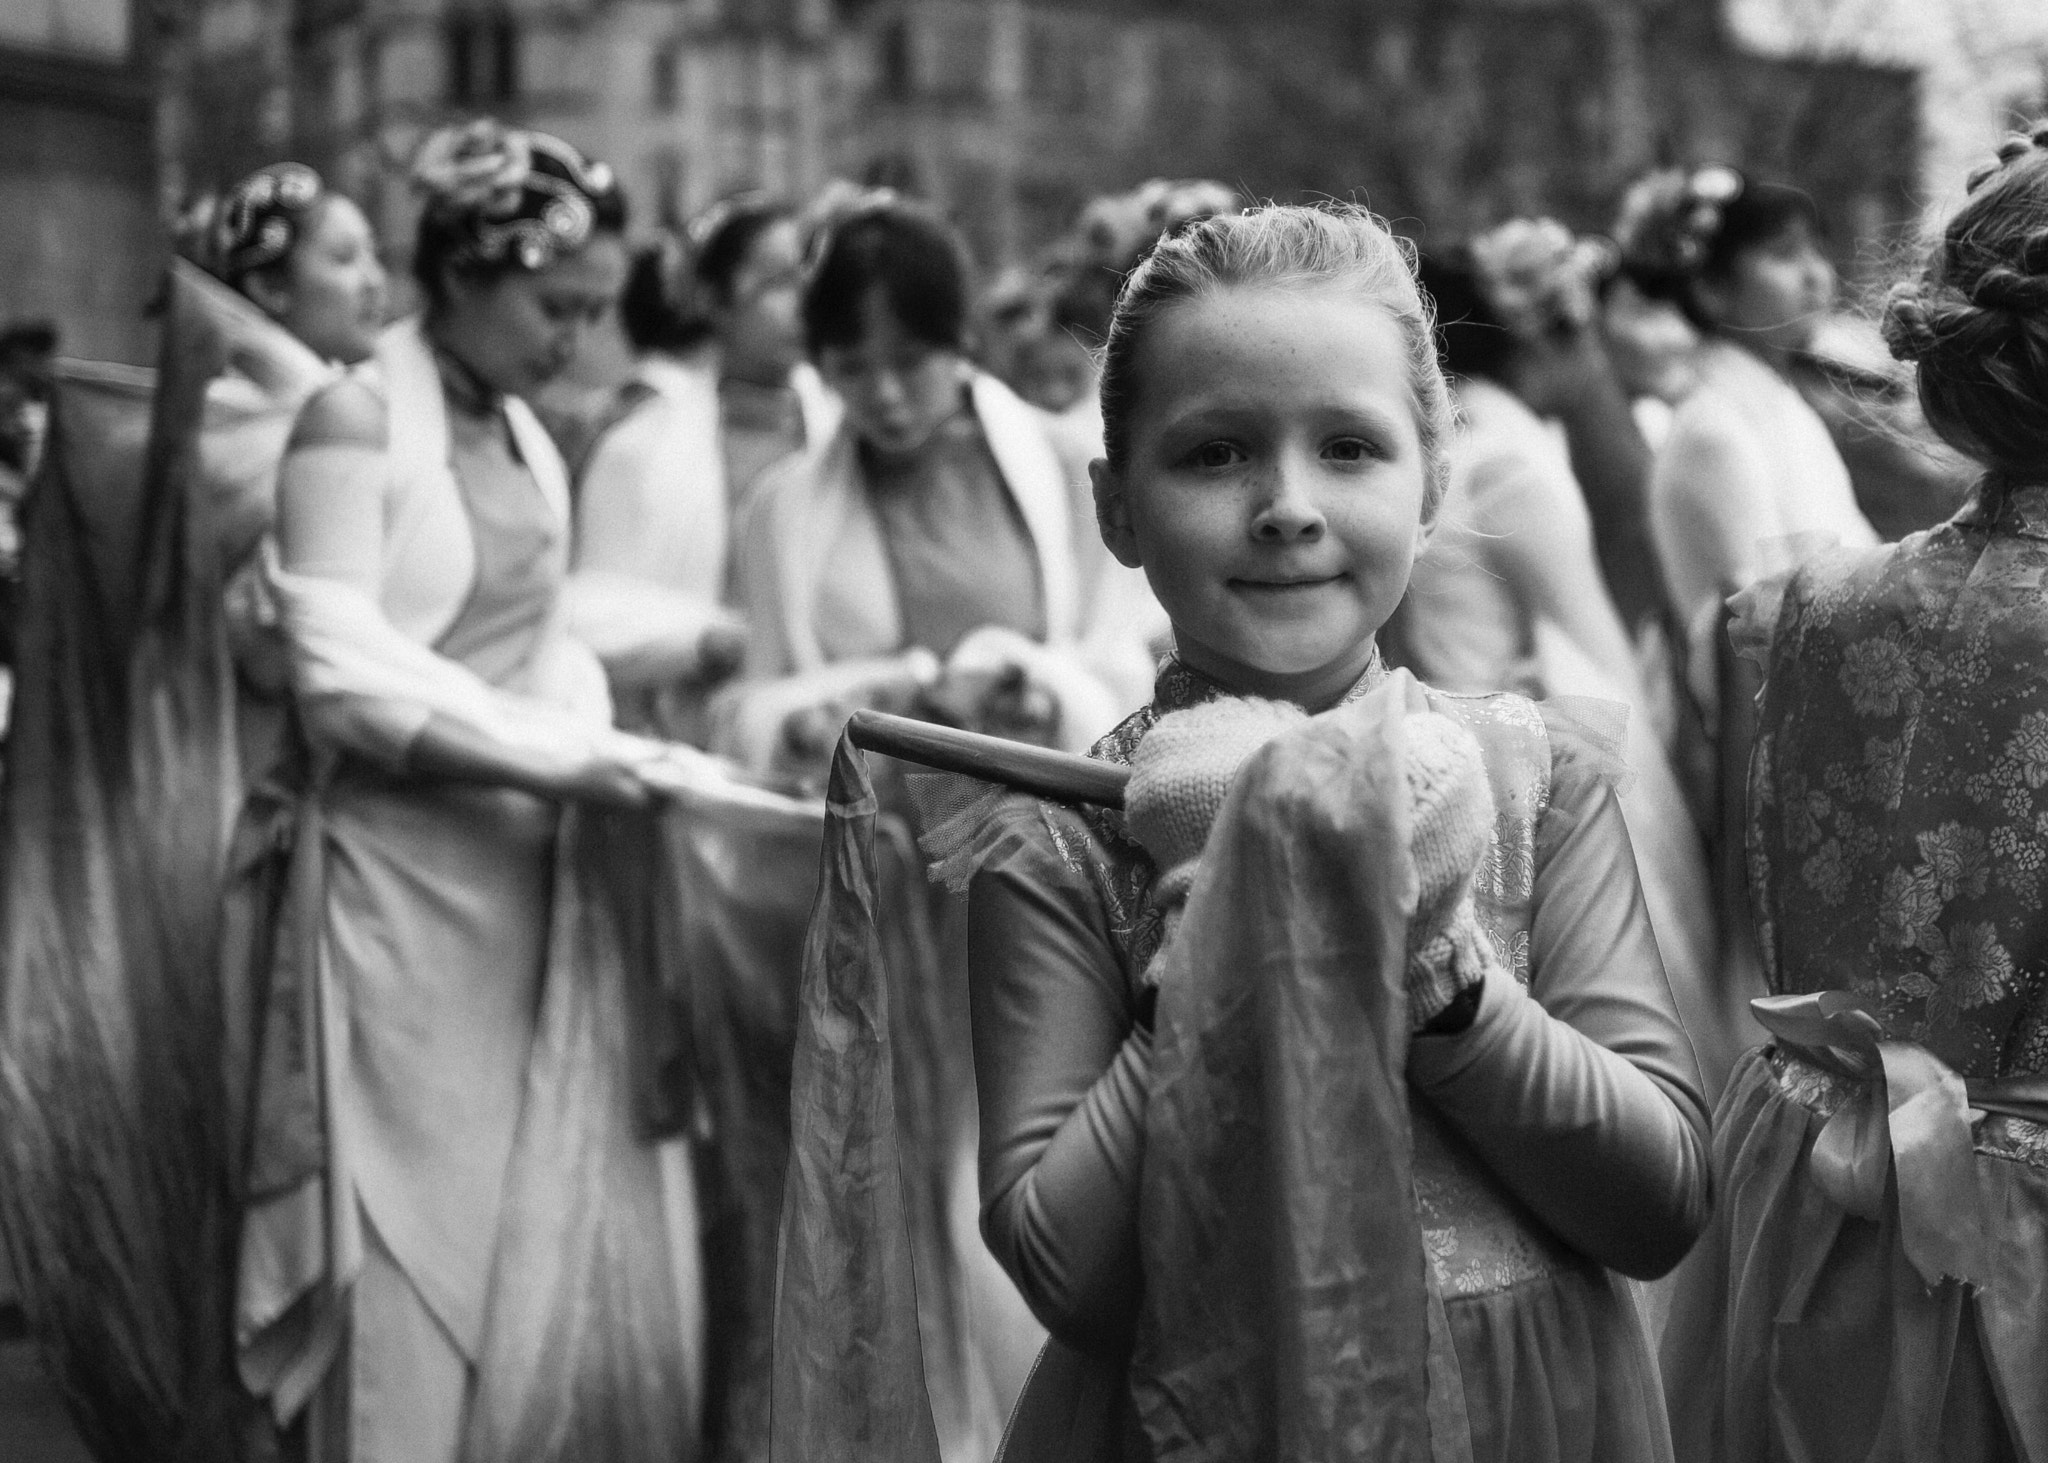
[618,240,708,354]
[802,202,970,356]
[1615,167,1822,329]
[1882,122,2048,482]
[692,198,794,307]
[1416,252,1514,384]
[207,162,331,295]
[411,125,627,305]
[1099,203,1454,510]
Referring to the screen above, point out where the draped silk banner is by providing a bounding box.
[0,270,288,1461]
[1133,682,1454,1462]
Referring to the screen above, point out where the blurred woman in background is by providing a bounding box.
[719,194,1154,778]
[196,165,390,775]
[1615,167,1877,660]
[236,120,705,1463]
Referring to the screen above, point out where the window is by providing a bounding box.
[0,0,129,60]
[652,41,684,112]
[649,150,686,229]
[1024,17,1090,111]
[446,14,518,106]
[878,18,912,102]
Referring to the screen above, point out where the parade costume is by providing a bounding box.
[718,371,1155,768]
[233,319,706,1463]
[773,656,1710,1463]
[1661,479,2048,1462]
[1650,339,1878,643]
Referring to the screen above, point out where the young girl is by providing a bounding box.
[1659,124,2048,1463]
[966,204,1710,1459]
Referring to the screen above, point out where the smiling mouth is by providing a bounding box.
[1231,574,1345,592]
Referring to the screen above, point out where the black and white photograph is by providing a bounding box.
[1,0,2046,1458]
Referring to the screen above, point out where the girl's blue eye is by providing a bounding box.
[1325,437,1378,463]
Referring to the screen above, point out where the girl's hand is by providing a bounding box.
[1125,696,1309,912]
[1402,712,1498,1032]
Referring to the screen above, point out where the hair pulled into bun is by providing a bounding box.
[1882,122,2048,479]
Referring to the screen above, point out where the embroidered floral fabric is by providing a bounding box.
[1745,481,2048,1078]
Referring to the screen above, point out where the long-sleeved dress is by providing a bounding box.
[967,656,1712,1461]
[1660,477,2048,1463]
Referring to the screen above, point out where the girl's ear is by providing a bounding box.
[1416,473,1445,551]
[1091,457,1142,569]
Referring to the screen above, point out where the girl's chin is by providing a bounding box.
[1183,630,1382,690]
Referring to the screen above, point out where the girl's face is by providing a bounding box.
[1692,217,1835,360]
[714,218,806,385]
[816,288,969,456]
[1093,283,1433,709]
[245,197,388,365]
[434,232,629,398]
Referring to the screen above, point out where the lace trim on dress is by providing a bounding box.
[1769,1046,2048,1174]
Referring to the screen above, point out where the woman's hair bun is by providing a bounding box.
[1882,122,2048,478]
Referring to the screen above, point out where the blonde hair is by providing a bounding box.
[1097,202,1455,511]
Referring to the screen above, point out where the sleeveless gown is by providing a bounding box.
[237,346,704,1463]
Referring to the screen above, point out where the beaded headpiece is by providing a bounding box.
[1612,165,1746,284]
[410,120,618,272]
[200,162,327,283]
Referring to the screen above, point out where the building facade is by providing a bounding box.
[156,0,1922,282]
[1,0,159,363]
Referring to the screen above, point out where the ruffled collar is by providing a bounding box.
[1092,646,1387,770]
[1149,647,1388,716]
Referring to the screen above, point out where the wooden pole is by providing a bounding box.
[845,709,1128,809]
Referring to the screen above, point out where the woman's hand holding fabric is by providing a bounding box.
[1402,711,1500,1033]
[947,624,1123,753]
[550,741,657,808]
[1124,697,1308,983]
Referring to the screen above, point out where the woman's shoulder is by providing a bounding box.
[737,424,843,523]
[289,369,388,450]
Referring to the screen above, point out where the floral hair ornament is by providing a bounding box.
[1613,164,1746,283]
[205,162,327,281]
[410,120,617,272]
[1467,217,1618,340]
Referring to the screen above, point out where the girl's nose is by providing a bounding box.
[1251,455,1327,542]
